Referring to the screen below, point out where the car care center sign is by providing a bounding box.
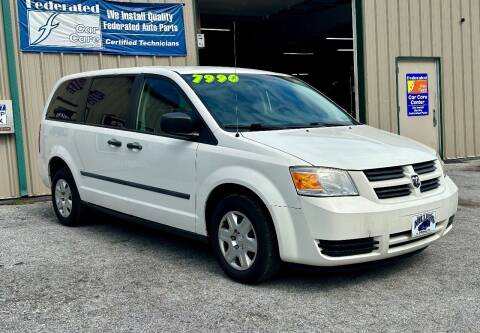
[18,0,186,56]
[406,73,429,116]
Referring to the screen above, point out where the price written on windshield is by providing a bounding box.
[192,74,240,84]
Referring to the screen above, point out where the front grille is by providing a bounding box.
[364,160,442,200]
[364,166,404,182]
[374,184,411,199]
[413,160,436,174]
[420,177,440,192]
[318,237,379,257]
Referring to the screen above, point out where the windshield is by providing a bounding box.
[181,74,357,131]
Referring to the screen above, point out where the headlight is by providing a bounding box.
[437,153,446,177]
[290,167,359,197]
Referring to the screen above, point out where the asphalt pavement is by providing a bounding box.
[0,161,479,332]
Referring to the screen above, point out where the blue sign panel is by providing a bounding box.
[406,73,429,117]
[0,104,6,126]
[18,0,186,56]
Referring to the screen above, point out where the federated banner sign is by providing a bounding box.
[406,73,429,117]
[18,0,187,56]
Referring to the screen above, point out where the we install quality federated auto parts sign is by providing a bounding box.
[18,0,187,56]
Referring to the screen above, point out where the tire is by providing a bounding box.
[210,194,281,284]
[51,168,85,226]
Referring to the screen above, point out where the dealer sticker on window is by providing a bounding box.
[411,211,436,238]
[192,74,240,84]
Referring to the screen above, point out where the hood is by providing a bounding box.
[241,125,436,170]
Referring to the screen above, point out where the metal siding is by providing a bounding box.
[461,0,475,157]
[398,0,410,55]
[363,0,379,127]
[386,0,400,133]
[420,0,432,56]
[471,0,480,155]
[0,0,198,198]
[375,0,391,131]
[0,3,20,198]
[440,0,456,158]
[451,2,465,157]
[362,0,480,159]
[409,0,421,55]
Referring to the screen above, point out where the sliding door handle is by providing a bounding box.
[107,139,122,147]
[127,142,143,151]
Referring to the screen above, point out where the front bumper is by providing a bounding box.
[271,176,458,266]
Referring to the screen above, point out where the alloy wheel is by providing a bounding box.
[218,211,258,271]
[55,179,73,218]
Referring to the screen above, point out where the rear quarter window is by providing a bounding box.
[46,78,89,122]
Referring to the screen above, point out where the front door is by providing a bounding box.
[119,75,199,233]
[397,58,441,152]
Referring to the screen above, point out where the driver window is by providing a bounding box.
[137,77,194,135]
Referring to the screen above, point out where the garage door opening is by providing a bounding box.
[197,0,356,116]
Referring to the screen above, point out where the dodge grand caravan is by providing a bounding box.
[39,67,458,283]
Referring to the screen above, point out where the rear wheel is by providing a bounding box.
[210,194,280,284]
[51,168,85,226]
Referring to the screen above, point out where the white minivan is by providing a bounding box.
[39,67,458,283]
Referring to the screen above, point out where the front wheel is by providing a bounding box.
[210,194,281,284]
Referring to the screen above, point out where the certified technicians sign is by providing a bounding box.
[406,73,429,117]
[18,0,186,56]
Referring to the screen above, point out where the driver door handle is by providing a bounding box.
[127,142,143,151]
[107,139,122,148]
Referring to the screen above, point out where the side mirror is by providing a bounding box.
[160,112,198,138]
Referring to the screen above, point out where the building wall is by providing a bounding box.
[361,0,480,159]
[0,6,20,199]
[0,0,198,199]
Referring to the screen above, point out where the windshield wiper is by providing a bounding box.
[223,122,353,132]
[308,122,353,127]
[223,124,286,131]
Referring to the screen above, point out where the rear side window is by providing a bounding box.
[85,76,135,129]
[46,78,89,122]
